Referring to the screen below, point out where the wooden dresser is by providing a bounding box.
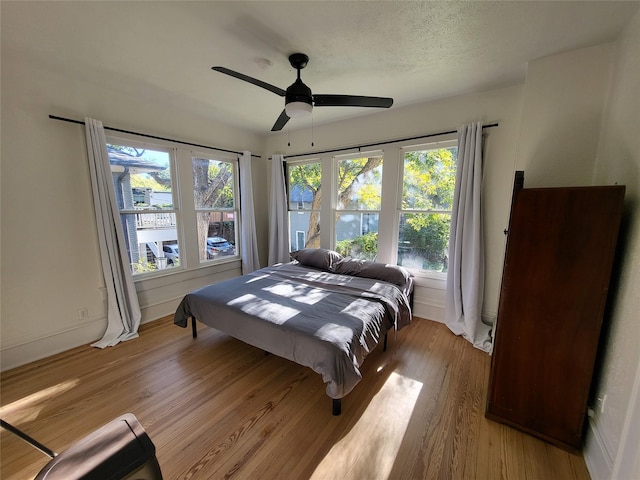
[486,171,625,451]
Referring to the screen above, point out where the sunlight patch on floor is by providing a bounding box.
[310,372,422,480]
[0,379,80,423]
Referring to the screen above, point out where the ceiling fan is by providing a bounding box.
[212,53,394,131]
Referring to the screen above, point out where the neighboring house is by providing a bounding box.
[108,147,177,266]
[288,184,379,251]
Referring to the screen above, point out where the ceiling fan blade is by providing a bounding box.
[271,109,290,131]
[313,94,393,108]
[212,67,286,97]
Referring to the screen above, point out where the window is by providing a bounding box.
[397,143,457,273]
[335,153,383,260]
[284,138,458,276]
[192,155,239,262]
[106,142,179,275]
[287,161,321,250]
[105,135,243,278]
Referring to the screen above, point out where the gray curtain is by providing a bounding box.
[239,151,260,273]
[85,118,141,348]
[445,122,492,352]
[268,154,290,265]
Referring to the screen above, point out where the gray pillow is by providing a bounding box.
[334,258,412,288]
[290,248,343,271]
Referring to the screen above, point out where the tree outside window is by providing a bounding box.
[192,156,238,262]
[398,145,457,272]
[287,155,383,259]
[335,155,383,260]
[287,161,321,249]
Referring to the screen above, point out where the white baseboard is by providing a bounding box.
[584,416,613,480]
[140,297,183,325]
[0,319,105,372]
[413,301,444,323]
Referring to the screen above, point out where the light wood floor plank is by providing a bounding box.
[1,316,591,480]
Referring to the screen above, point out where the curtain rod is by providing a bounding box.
[281,122,498,160]
[49,115,261,159]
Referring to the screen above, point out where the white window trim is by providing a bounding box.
[283,135,457,280]
[396,138,458,279]
[190,151,241,265]
[105,133,242,281]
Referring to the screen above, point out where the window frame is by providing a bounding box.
[397,139,458,279]
[105,135,182,278]
[104,133,242,281]
[282,136,458,280]
[190,152,241,265]
[286,158,323,251]
[333,150,384,260]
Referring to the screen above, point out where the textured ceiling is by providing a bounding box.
[3,1,639,135]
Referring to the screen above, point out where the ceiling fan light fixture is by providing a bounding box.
[285,101,313,118]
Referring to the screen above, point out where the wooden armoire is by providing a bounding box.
[486,171,625,452]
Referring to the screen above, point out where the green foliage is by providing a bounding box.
[336,232,378,260]
[289,162,322,195]
[399,213,451,271]
[403,148,456,210]
[130,175,168,192]
[207,161,234,208]
[337,156,382,209]
[396,147,457,271]
[131,258,155,275]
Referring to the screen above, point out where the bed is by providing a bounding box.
[174,248,413,415]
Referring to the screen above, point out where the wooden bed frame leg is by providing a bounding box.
[332,398,341,416]
[383,332,388,352]
[191,317,197,338]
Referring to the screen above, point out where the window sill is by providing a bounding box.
[134,258,241,293]
[410,270,447,289]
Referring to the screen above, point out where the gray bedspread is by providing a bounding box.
[174,263,412,398]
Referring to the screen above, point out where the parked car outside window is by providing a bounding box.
[206,237,235,258]
[163,244,179,265]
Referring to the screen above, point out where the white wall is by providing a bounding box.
[586,9,640,480]
[515,43,615,187]
[0,39,268,370]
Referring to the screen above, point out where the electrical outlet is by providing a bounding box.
[78,308,89,321]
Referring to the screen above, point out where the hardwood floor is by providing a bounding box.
[1,317,591,480]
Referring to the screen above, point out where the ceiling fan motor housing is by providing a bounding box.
[286,79,313,107]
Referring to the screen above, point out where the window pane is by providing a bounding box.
[192,157,234,209]
[398,146,457,274]
[337,156,383,210]
[397,213,451,272]
[288,163,321,210]
[107,144,178,276]
[107,145,174,209]
[289,211,320,250]
[192,156,237,262]
[335,212,379,260]
[402,148,457,211]
[196,212,237,261]
[121,213,179,274]
[287,162,322,250]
